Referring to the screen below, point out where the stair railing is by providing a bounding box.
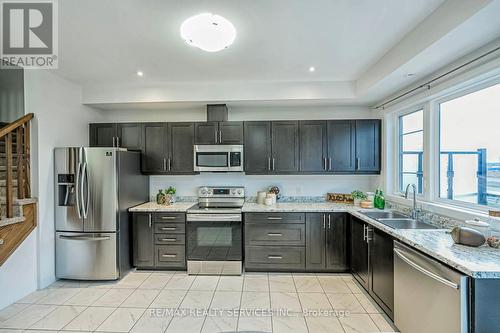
[0,113,33,218]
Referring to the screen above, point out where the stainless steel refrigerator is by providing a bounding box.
[55,147,148,280]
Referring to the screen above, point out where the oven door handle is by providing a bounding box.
[187,214,242,222]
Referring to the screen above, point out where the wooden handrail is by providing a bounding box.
[0,113,33,138]
[1,113,33,218]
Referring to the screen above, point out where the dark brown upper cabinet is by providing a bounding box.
[142,122,195,174]
[89,123,117,147]
[244,121,271,173]
[271,121,299,173]
[355,119,381,173]
[299,121,328,173]
[244,121,299,174]
[327,120,356,172]
[90,123,143,150]
[195,121,243,145]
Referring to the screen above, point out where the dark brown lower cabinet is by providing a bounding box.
[350,216,394,319]
[132,213,186,270]
[306,213,348,271]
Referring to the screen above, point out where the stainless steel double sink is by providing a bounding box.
[361,211,438,229]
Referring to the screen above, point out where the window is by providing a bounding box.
[439,83,500,208]
[399,110,424,194]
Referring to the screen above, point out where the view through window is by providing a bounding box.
[439,83,500,208]
[399,110,424,194]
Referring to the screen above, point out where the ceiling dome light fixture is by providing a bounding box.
[180,13,236,52]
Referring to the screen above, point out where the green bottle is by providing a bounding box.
[374,190,379,209]
[378,190,385,210]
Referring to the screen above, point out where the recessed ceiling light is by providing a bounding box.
[309,66,315,72]
[180,13,236,52]
[136,71,144,77]
[406,73,416,78]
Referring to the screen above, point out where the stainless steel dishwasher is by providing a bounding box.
[393,241,469,333]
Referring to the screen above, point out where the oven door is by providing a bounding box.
[186,213,242,261]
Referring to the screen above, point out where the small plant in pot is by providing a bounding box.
[351,190,367,206]
[165,186,177,204]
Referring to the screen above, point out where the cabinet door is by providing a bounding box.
[355,120,381,173]
[143,123,167,173]
[327,120,355,172]
[299,121,327,172]
[271,121,299,172]
[370,228,394,318]
[219,122,244,144]
[306,213,326,270]
[132,213,154,268]
[351,216,369,289]
[117,123,143,151]
[194,122,218,145]
[244,122,271,174]
[89,123,117,147]
[169,122,195,173]
[326,213,348,271]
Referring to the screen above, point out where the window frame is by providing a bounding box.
[432,79,500,212]
[398,109,424,195]
[389,74,500,213]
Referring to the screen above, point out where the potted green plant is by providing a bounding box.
[351,190,367,206]
[165,186,177,204]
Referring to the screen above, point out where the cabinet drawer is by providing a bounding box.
[155,234,185,245]
[154,223,185,234]
[245,223,305,246]
[156,245,185,267]
[245,213,305,224]
[154,213,186,223]
[245,246,305,270]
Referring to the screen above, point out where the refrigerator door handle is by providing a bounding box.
[59,235,111,241]
[81,162,89,219]
[75,162,82,219]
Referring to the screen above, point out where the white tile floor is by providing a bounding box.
[0,271,399,333]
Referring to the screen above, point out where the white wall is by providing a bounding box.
[97,105,381,198]
[0,70,103,309]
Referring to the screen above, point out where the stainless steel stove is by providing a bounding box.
[186,186,244,275]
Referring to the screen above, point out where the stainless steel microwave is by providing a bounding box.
[193,145,244,172]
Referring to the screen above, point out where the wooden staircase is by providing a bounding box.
[0,113,37,266]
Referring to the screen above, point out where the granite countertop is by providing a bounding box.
[128,200,500,278]
[129,201,196,212]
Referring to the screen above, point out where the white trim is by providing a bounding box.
[384,58,500,215]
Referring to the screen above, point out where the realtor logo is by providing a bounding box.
[1,0,58,69]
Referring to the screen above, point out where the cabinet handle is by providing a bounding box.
[328,214,331,229]
[268,255,283,259]
[161,227,176,231]
[148,214,152,228]
[363,225,367,241]
[267,217,283,220]
[219,130,222,143]
[168,158,172,171]
[272,157,275,171]
[356,157,360,170]
[267,233,283,237]
[268,157,271,171]
[323,157,327,170]
[214,131,218,143]
[162,254,177,258]
[161,238,177,242]
[328,157,332,171]
[323,214,326,228]
[161,216,177,220]
[112,137,116,147]
[116,137,120,147]
[163,158,167,171]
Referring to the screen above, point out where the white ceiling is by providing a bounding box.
[51,0,500,107]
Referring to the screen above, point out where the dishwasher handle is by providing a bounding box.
[394,248,459,290]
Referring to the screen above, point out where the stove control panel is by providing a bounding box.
[198,186,245,198]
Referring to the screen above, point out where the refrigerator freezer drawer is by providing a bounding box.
[56,232,119,280]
